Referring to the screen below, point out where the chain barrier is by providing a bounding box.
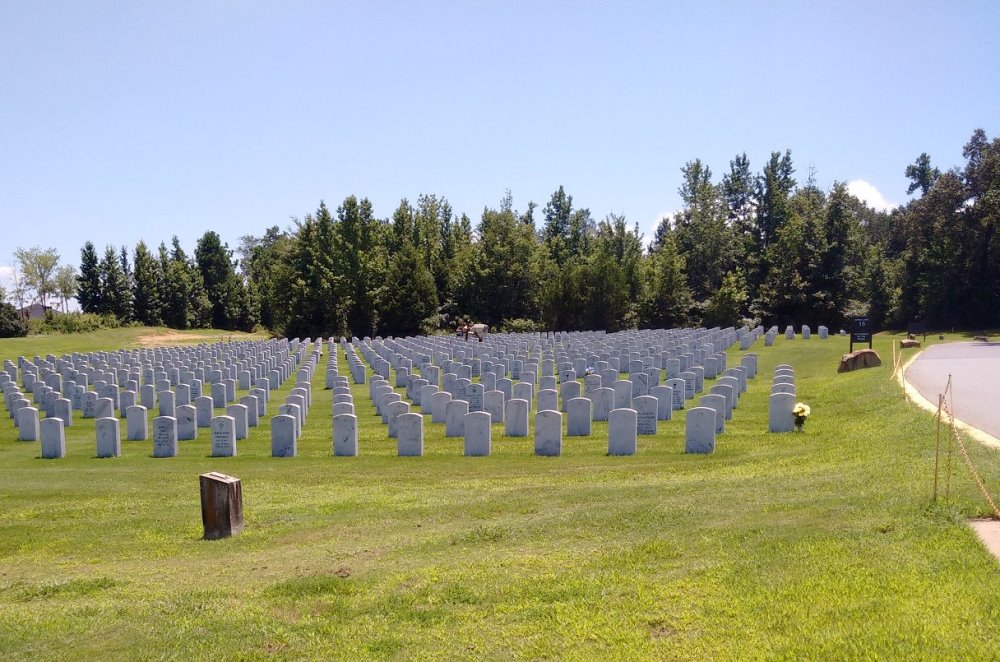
[938,380,1000,519]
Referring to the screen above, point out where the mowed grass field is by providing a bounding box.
[2,328,1000,660]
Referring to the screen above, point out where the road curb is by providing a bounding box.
[898,347,1000,449]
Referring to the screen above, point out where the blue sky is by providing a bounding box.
[2,1,998,297]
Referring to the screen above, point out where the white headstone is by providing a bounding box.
[152,416,178,457]
[226,404,248,440]
[685,407,716,454]
[445,399,468,437]
[211,415,237,457]
[17,406,40,441]
[397,412,424,456]
[271,414,297,456]
[431,391,452,424]
[333,413,359,456]
[96,417,121,458]
[537,389,558,413]
[650,385,673,421]
[534,410,562,456]
[483,390,505,424]
[505,398,529,437]
[40,417,66,458]
[592,387,614,421]
[126,405,148,440]
[567,397,591,436]
[698,394,726,434]
[171,404,194,441]
[634,396,658,436]
[464,411,491,456]
[768,392,796,432]
[608,408,637,455]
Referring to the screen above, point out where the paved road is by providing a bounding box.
[905,342,1000,439]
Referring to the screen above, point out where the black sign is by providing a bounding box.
[850,317,872,351]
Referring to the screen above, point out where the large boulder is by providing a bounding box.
[900,339,921,349]
[838,349,882,373]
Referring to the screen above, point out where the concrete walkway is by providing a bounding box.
[904,342,1000,441]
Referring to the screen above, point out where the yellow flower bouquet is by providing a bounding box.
[793,402,810,431]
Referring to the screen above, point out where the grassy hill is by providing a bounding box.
[1,330,999,659]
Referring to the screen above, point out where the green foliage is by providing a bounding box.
[380,244,438,337]
[76,241,102,313]
[31,311,122,334]
[0,301,28,337]
[13,246,60,307]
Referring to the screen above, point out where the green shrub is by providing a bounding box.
[0,303,29,338]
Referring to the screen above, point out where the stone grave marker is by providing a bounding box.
[505,398,529,437]
[698,394,726,434]
[484,390,504,423]
[333,413,359,456]
[40,417,66,458]
[211,415,237,457]
[445,399,468,437]
[152,416,179,458]
[685,407,717,454]
[177,405,197,440]
[534,410,562,456]
[397,412,424,456]
[126,405,148,440]
[464,411,491,456]
[537,389,558,413]
[18,407,40,441]
[768,392,795,432]
[710,384,734,420]
[271,414,297,457]
[634,396,658,435]
[608,408,637,455]
[96,417,121,458]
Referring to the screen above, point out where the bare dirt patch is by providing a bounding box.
[137,331,231,347]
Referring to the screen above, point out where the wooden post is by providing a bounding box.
[934,394,943,501]
[200,472,244,540]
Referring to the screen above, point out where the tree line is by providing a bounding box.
[2,129,997,339]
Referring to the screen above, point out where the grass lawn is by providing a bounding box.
[2,329,1000,660]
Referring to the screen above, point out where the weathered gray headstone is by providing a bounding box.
[211,415,237,457]
[195,396,214,427]
[445,399,468,437]
[768,392,796,432]
[698,394,726,434]
[177,404,197,440]
[333,413,358,456]
[685,407,716,454]
[385,400,409,439]
[18,406,40,441]
[534,410,562,456]
[505,398,529,437]
[96,417,121,458]
[710,384,734,420]
[271,414,297,457]
[430,390,452,423]
[537,389,558,413]
[464,411,491,456]
[226,404,248,440]
[397,412,424,456]
[41,417,65,458]
[592,387,614,421]
[152,416,179,458]
[608,408,637,456]
[483,390,505,424]
[126,405,148,440]
[567,397,591,436]
[634,396,658,436]
[650,385,673,421]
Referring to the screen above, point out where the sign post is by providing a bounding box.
[850,317,872,353]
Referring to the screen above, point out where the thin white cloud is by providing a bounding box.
[847,180,896,212]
